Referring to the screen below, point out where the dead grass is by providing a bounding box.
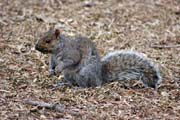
[0,0,179,119]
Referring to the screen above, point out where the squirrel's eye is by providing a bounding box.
[45,39,51,43]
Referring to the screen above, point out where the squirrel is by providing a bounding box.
[35,27,161,88]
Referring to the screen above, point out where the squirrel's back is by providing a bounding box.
[101,51,161,88]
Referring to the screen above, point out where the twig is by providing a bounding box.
[23,99,81,115]
[24,99,64,112]
[0,89,11,93]
[150,44,180,48]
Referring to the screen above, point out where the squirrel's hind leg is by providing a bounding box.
[76,64,103,88]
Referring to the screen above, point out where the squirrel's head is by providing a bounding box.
[35,28,60,53]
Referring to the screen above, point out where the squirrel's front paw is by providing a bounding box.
[55,65,63,75]
[49,69,55,76]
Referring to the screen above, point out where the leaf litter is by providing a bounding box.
[0,0,179,119]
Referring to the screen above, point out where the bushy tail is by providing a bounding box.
[101,51,161,88]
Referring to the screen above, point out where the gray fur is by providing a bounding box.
[101,50,161,88]
[50,35,103,87]
[36,31,161,88]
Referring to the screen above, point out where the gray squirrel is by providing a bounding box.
[35,28,161,88]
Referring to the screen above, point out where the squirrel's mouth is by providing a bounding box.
[35,45,51,53]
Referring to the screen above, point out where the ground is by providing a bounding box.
[0,0,180,119]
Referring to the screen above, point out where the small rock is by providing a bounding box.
[161,91,169,97]
[83,1,95,7]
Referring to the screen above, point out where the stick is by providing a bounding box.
[0,89,10,93]
[24,99,64,112]
[150,44,180,48]
[23,99,81,115]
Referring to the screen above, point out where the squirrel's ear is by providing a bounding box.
[54,29,60,38]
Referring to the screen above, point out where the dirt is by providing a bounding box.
[0,0,179,119]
